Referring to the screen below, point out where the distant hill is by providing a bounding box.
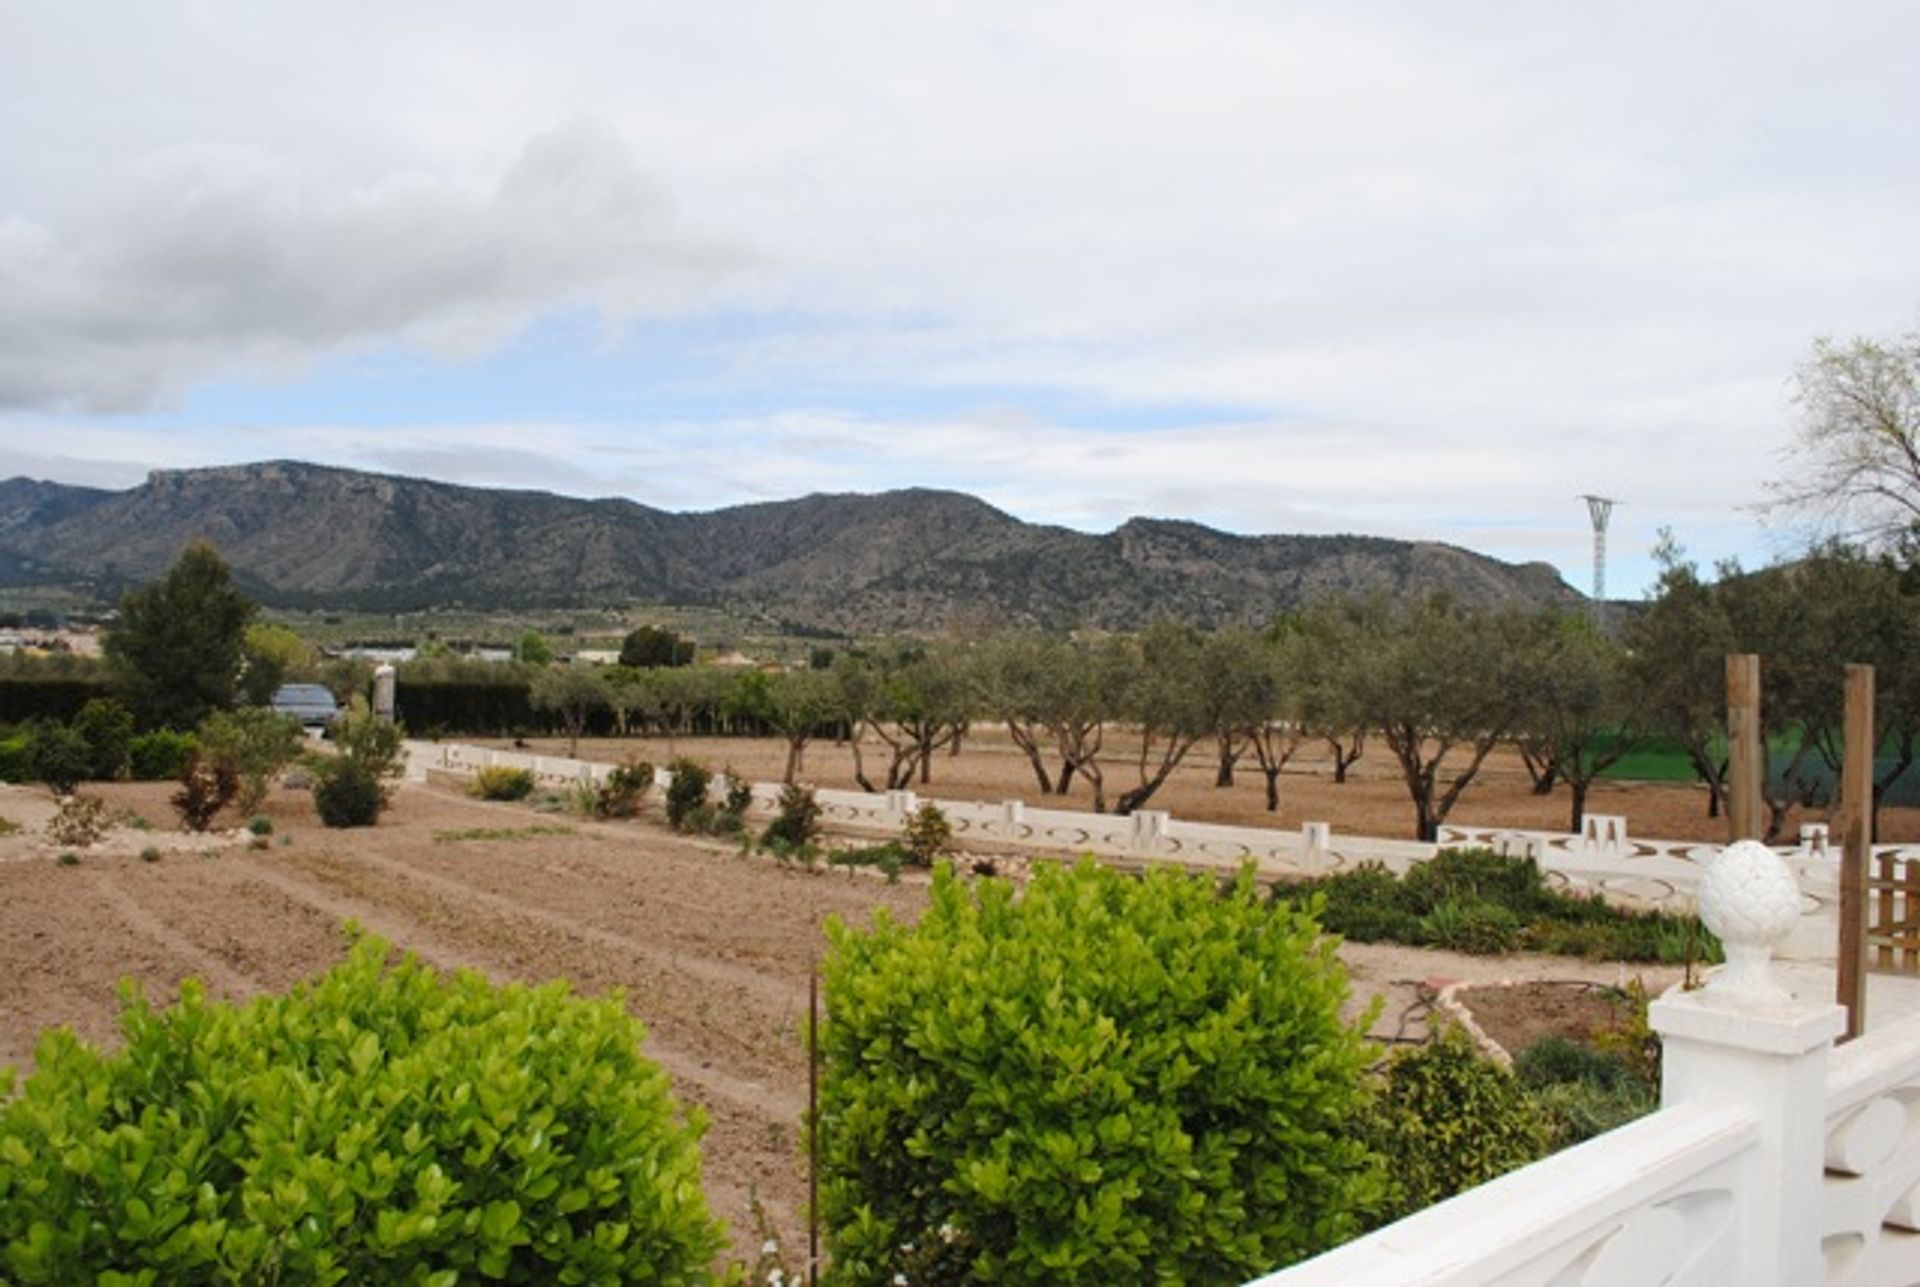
[0,461,1580,629]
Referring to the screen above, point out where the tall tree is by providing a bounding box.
[1515,611,1642,831]
[529,666,609,757]
[1112,622,1210,816]
[1347,597,1531,842]
[1626,533,1736,820]
[619,625,695,668]
[105,541,255,730]
[1767,328,1920,544]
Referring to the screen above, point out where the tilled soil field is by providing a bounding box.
[0,776,1677,1258]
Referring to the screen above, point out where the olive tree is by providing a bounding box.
[529,666,609,758]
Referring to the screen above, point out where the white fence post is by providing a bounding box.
[1301,821,1330,870]
[1648,840,1847,1284]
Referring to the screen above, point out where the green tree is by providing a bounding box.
[1626,533,1737,820]
[1112,621,1211,815]
[72,697,136,781]
[238,622,318,706]
[1346,597,1533,841]
[619,624,695,668]
[1513,611,1642,831]
[530,666,609,758]
[198,707,307,814]
[761,670,835,783]
[515,631,553,666]
[104,541,255,729]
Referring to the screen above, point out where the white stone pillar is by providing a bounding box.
[1302,821,1331,870]
[373,663,397,724]
[1649,839,1846,1285]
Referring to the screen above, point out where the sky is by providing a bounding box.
[2,2,1916,600]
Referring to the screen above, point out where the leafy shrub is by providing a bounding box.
[313,762,384,828]
[664,758,713,831]
[1528,1078,1657,1151]
[1512,1035,1632,1092]
[761,783,821,851]
[903,801,952,866]
[1417,898,1523,955]
[139,845,161,863]
[0,731,28,783]
[826,841,908,881]
[595,757,653,818]
[128,728,197,781]
[71,698,136,781]
[246,814,274,837]
[471,765,537,801]
[1367,1023,1548,1222]
[45,794,111,848]
[819,861,1382,1284]
[173,752,240,832]
[0,932,724,1282]
[28,721,91,796]
[1281,848,1720,964]
[198,707,307,814]
[54,849,78,866]
[309,699,405,828]
[721,775,754,825]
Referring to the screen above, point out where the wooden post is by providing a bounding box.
[1838,664,1874,1041]
[1726,654,1765,842]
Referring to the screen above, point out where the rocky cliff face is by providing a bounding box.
[0,460,1580,628]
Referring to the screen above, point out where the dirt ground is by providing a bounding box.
[477,726,1920,845]
[0,773,1676,1257]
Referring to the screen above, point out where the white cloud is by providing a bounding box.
[0,0,1916,586]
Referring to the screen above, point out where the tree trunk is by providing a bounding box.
[1568,778,1590,833]
[1214,731,1242,788]
[1263,767,1281,812]
[1007,722,1054,794]
[784,738,804,785]
[1055,760,1077,795]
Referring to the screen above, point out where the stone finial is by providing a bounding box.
[1697,839,1802,1004]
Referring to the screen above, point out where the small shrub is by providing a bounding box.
[55,850,79,866]
[827,841,907,882]
[72,698,136,781]
[198,707,306,814]
[139,845,162,863]
[1368,1023,1548,1222]
[471,765,537,801]
[1512,1035,1632,1092]
[246,814,274,836]
[761,783,821,851]
[595,758,654,818]
[665,758,713,831]
[128,728,197,780]
[0,932,724,1281]
[902,801,952,866]
[45,794,111,849]
[28,721,91,796]
[1528,1078,1657,1151]
[819,861,1382,1283]
[1403,847,1549,915]
[722,775,754,821]
[0,730,30,782]
[1417,898,1523,955]
[312,761,383,828]
[173,752,240,832]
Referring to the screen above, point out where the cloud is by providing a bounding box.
[0,119,749,411]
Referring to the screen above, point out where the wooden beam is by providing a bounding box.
[1726,653,1764,842]
[1838,663,1873,1041]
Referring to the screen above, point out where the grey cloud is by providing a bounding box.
[0,119,750,411]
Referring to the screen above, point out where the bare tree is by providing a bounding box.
[1768,329,1920,544]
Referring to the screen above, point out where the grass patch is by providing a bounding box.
[1276,847,1721,964]
[0,815,17,837]
[432,824,577,844]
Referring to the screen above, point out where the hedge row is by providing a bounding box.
[0,676,114,725]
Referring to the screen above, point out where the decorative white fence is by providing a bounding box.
[1251,842,1920,1287]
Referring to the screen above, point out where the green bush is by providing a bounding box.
[595,758,653,818]
[819,861,1382,1284]
[72,698,136,781]
[173,752,240,832]
[198,707,306,814]
[1280,849,1720,964]
[246,814,274,837]
[1528,1078,1657,1151]
[664,758,712,831]
[1367,1023,1548,1222]
[902,802,952,866]
[28,721,91,795]
[0,932,724,1282]
[313,762,384,828]
[761,783,821,851]
[471,765,538,801]
[1417,898,1523,955]
[0,731,28,783]
[128,729,197,781]
[1512,1035,1633,1092]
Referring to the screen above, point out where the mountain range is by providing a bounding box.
[0,461,1579,630]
